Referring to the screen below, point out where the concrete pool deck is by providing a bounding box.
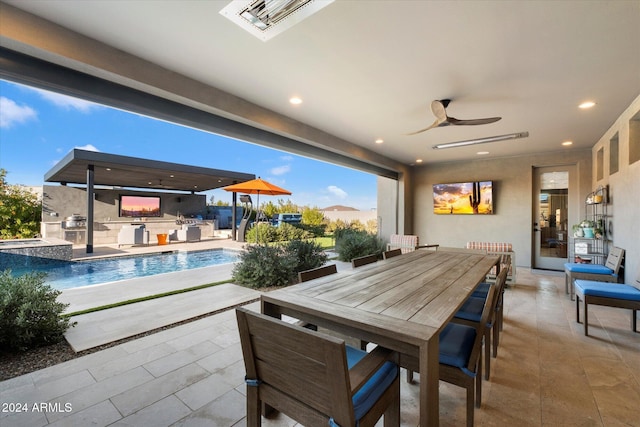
[59,237,348,352]
[60,238,254,352]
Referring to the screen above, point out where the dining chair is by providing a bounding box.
[295,264,339,331]
[401,284,497,427]
[351,254,379,268]
[452,268,508,380]
[236,307,401,427]
[298,263,338,282]
[382,248,403,259]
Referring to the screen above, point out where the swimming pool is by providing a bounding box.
[8,249,239,290]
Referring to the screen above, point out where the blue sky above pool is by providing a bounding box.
[0,80,377,211]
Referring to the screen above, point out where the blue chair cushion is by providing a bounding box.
[564,263,614,275]
[439,323,477,376]
[345,345,398,421]
[575,280,640,301]
[472,282,491,298]
[454,296,485,322]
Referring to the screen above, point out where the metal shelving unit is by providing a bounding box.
[569,186,608,264]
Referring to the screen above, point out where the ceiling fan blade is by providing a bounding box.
[447,116,502,126]
[406,119,441,135]
[430,100,448,122]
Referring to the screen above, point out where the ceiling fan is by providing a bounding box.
[408,99,501,135]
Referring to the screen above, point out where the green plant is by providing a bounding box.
[0,270,75,352]
[0,169,42,239]
[580,219,595,228]
[334,227,384,262]
[285,239,328,273]
[245,223,278,243]
[232,244,298,289]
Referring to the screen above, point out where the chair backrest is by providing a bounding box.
[298,263,338,282]
[236,307,356,426]
[605,246,624,273]
[351,254,379,268]
[388,234,419,253]
[382,248,403,260]
[491,268,509,320]
[465,283,498,373]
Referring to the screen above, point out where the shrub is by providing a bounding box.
[277,223,313,241]
[245,223,278,243]
[334,227,385,262]
[232,240,329,289]
[0,270,75,352]
[232,244,298,289]
[285,239,328,273]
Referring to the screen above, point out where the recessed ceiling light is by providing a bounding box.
[169,174,175,178]
[579,101,596,109]
[562,141,573,146]
[375,138,384,144]
[105,168,111,171]
[416,159,423,163]
[477,151,489,155]
[289,97,302,105]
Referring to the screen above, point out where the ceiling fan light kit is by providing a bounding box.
[432,131,530,149]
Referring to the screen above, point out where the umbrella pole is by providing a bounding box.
[256,192,260,244]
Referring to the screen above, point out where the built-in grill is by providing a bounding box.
[62,214,87,244]
[63,214,86,229]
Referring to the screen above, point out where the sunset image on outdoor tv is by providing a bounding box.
[119,195,161,217]
[433,181,493,215]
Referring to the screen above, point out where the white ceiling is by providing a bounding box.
[4,0,640,167]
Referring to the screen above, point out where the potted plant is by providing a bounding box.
[594,227,604,239]
[572,224,584,237]
[581,220,596,238]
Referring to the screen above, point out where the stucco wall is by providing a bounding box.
[410,150,592,268]
[590,94,640,283]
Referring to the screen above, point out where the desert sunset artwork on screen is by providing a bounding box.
[433,181,493,214]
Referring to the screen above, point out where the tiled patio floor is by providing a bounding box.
[1,256,639,426]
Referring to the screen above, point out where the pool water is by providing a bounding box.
[9,249,239,290]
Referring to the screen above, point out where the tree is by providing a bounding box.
[301,205,325,226]
[0,169,42,239]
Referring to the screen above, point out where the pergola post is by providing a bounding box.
[86,164,94,253]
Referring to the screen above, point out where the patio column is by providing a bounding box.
[231,190,237,240]
[86,164,94,253]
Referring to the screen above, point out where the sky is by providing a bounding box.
[0,80,377,211]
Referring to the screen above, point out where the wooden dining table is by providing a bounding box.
[261,248,500,427]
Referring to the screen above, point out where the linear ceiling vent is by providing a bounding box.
[220,0,334,41]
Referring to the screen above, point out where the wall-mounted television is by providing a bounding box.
[433,181,493,214]
[119,195,161,217]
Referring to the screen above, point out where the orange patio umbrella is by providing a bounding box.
[222,178,292,239]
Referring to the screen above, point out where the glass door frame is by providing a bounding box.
[533,165,578,270]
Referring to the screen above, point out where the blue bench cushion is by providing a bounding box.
[345,345,398,421]
[439,323,477,376]
[564,263,614,275]
[454,296,485,322]
[575,280,640,301]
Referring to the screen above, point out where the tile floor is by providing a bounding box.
[1,269,639,426]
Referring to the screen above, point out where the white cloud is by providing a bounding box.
[0,97,37,128]
[280,155,294,162]
[270,164,291,176]
[74,144,100,152]
[30,87,102,113]
[327,185,348,199]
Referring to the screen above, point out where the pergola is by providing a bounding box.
[44,149,255,252]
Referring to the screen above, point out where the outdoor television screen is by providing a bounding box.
[119,195,161,217]
[433,181,493,214]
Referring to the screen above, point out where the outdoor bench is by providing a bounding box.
[575,277,640,336]
[466,241,516,285]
